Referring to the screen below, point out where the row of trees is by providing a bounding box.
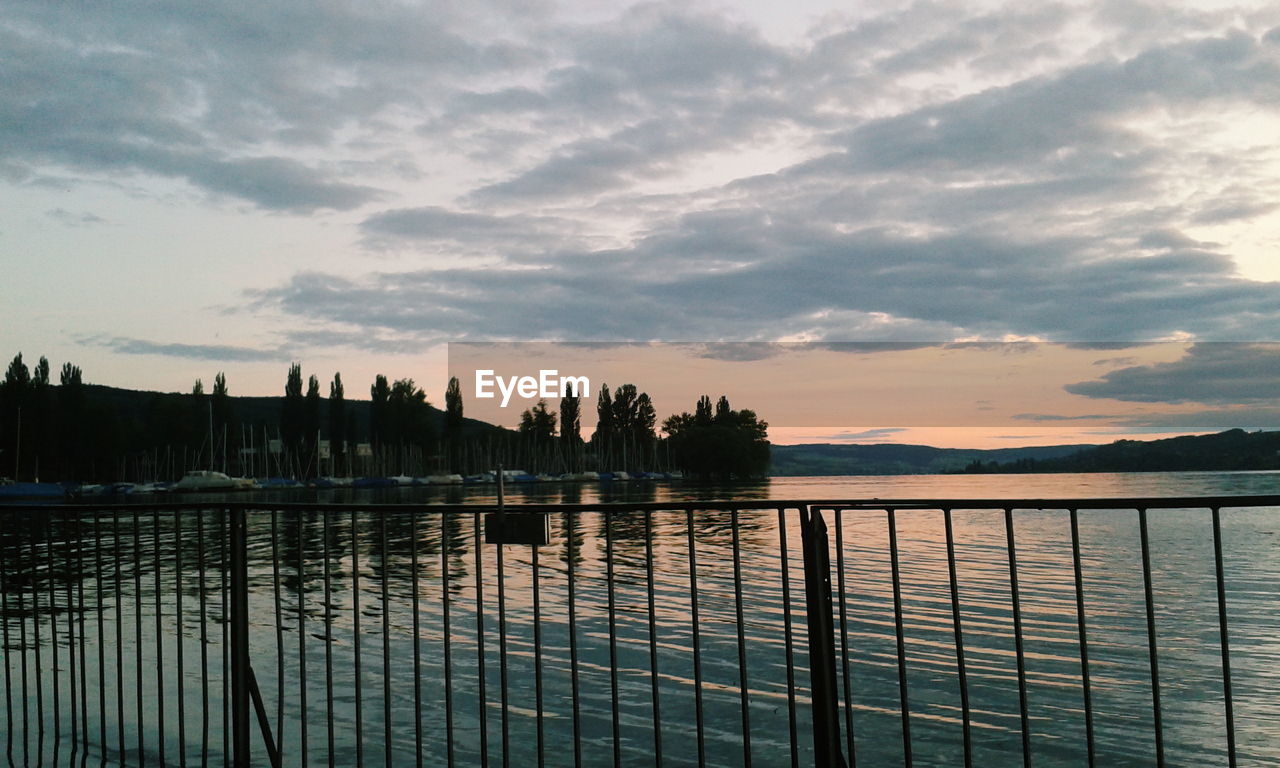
[0,353,94,481]
[505,383,768,479]
[0,352,770,482]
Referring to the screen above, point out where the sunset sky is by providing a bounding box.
[4,0,1280,446]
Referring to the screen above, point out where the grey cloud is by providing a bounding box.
[257,218,1280,345]
[13,0,1280,350]
[191,156,379,212]
[833,31,1280,177]
[1109,410,1280,428]
[1066,343,1280,404]
[82,335,287,362]
[1138,230,1215,250]
[360,206,574,249]
[828,428,909,442]
[0,1,534,210]
[46,208,105,226]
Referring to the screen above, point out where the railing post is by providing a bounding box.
[229,506,251,766]
[800,506,848,768]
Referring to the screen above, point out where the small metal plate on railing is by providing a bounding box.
[485,512,551,545]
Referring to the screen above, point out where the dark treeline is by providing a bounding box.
[508,382,769,480]
[0,354,770,483]
[957,428,1280,474]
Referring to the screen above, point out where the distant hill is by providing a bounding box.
[78,383,505,443]
[73,381,504,448]
[769,442,1094,476]
[974,428,1280,474]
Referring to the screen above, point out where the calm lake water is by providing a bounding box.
[3,471,1280,767]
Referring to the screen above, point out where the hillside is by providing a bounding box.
[975,428,1280,473]
[769,442,1093,476]
[76,383,507,446]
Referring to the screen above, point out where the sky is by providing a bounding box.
[3,0,1280,446]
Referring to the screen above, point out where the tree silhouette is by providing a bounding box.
[329,373,346,472]
[663,394,769,480]
[445,376,463,471]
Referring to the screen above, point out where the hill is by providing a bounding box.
[769,442,1093,476]
[972,428,1280,473]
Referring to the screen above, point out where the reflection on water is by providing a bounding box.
[1,472,1279,767]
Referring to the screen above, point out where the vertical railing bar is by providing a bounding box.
[532,541,545,768]
[605,510,621,768]
[1138,507,1164,768]
[222,510,229,768]
[1211,507,1236,768]
[943,509,972,768]
[686,508,707,768]
[323,511,335,768]
[50,515,63,766]
[176,510,187,768]
[1068,509,1095,768]
[297,509,309,768]
[442,515,455,768]
[68,517,81,762]
[155,509,167,766]
[832,509,854,767]
[473,511,488,768]
[196,510,210,768]
[887,508,912,768]
[30,519,44,751]
[777,508,799,768]
[68,515,80,761]
[17,523,29,768]
[1,524,11,768]
[1004,508,1030,768]
[131,509,143,765]
[352,509,364,768]
[732,509,754,768]
[801,506,845,768]
[411,511,422,768]
[496,513,511,768]
[644,510,663,767]
[30,517,45,752]
[567,509,582,768]
[76,513,87,763]
[229,506,250,767]
[381,511,392,768]
[47,516,62,751]
[113,508,126,764]
[271,510,284,757]
[96,511,107,761]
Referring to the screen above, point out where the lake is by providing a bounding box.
[3,471,1279,767]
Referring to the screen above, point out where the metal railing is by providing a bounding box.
[1,494,1276,767]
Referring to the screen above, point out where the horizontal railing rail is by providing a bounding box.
[1,495,1274,766]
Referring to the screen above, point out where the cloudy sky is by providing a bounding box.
[3,0,1280,442]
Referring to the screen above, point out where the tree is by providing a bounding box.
[33,356,49,387]
[663,394,769,480]
[592,384,614,467]
[1,353,31,479]
[4,353,30,391]
[57,362,85,480]
[559,392,581,466]
[282,363,304,456]
[329,373,346,470]
[211,372,234,470]
[519,399,557,442]
[385,378,434,474]
[370,374,390,448]
[304,374,322,473]
[445,376,463,471]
